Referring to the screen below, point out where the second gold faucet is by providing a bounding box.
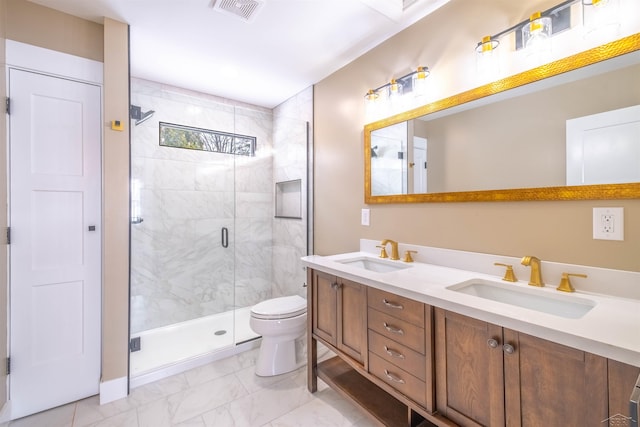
[521,255,543,287]
[380,239,400,260]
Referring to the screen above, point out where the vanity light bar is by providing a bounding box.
[475,0,577,53]
[364,66,429,100]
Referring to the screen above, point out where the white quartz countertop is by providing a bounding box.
[302,251,640,367]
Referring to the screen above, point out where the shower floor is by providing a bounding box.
[130,306,259,377]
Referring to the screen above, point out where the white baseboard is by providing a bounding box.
[0,401,11,423]
[99,376,128,405]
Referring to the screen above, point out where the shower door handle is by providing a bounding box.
[221,227,229,248]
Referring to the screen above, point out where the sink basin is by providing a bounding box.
[337,257,411,273]
[447,279,596,319]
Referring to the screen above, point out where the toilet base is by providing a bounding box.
[255,338,297,377]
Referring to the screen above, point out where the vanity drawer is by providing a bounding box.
[369,352,426,407]
[368,330,426,381]
[368,308,425,354]
[368,287,424,327]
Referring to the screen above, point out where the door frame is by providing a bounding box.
[3,40,104,421]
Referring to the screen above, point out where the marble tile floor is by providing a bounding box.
[3,348,378,427]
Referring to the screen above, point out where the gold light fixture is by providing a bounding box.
[475,0,625,72]
[474,0,577,69]
[475,35,500,77]
[412,66,429,97]
[388,78,403,101]
[522,11,553,58]
[364,89,379,103]
[583,0,620,39]
[364,66,430,120]
[476,35,499,54]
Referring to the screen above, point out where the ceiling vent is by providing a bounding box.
[209,0,264,22]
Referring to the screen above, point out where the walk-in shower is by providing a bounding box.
[129,78,311,385]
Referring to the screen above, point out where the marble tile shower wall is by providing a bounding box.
[130,78,274,333]
[272,87,312,300]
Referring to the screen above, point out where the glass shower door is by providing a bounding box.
[129,80,239,377]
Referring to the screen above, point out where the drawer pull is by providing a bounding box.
[382,298,404,309]
[384,345,405,359]
[383,322,404,335]
[384,369,406,384]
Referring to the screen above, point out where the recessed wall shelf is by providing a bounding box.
[275,179,302,219]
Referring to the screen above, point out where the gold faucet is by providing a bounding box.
[557,272,587,293]
[494,263,517,282]
[521,256,544,287]
[376,245,388,258]
[380,239,400,260]
[402,250,417,263]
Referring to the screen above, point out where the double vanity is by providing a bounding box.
[302,240,640,427]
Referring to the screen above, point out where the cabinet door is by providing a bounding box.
[337,278,367,364]
[607,359,640,426]
[312,270,337,346]
[435,309,505,427]
[503,330,608,427]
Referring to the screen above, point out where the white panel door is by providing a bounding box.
[566,104,640,185]
[9,69,102,419]
[413,136,427,193]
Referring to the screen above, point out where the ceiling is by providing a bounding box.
[26,0,450,108]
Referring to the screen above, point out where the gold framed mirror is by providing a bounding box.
[364,33,640,203]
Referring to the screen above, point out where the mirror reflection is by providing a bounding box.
[367,38,640,201]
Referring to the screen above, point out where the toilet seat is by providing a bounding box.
[251,295,307,320]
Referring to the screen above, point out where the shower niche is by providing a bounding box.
[275,179,302,219]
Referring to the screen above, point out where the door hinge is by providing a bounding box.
[6,227,10,245]
[6,357,10,375]
[5,97,9,115]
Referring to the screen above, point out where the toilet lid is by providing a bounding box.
[251,295,307,320]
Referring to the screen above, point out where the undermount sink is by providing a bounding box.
[447,279,596,319]
[337,257,411,273]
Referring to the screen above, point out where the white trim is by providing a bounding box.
[5,40,103,85]
[99,377,128,405]
[0,401,11,423]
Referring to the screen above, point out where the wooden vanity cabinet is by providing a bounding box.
[367,287,435,412]
[435,308,611,427]
[311,269,367,364]
[307,268,639,427]
[308,269,441,427]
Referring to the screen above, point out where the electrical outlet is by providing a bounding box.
[361,209,370,226]
[593,207,624,241]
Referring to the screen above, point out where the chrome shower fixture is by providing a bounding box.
[130,105,155,126]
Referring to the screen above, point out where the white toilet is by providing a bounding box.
[249,295,307,377]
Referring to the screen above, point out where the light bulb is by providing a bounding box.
[475,35,500,79]
[522,12,552,63]
[583,0,620,41]
[413,67,429,97]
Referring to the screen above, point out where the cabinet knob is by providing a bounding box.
[503,343,515,354]
[487,338,499,348]
[330,282,342,290]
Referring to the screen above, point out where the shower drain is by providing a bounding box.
[214,330,227,336]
